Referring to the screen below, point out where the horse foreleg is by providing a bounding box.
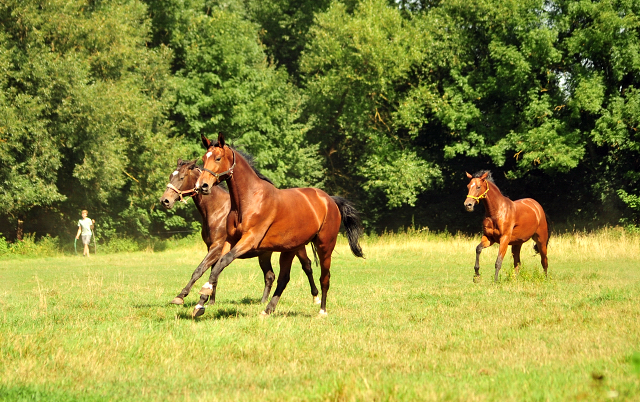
[171,244,221,305]
[494,238,510,282]
[474,236,492,281]
[262,251,296,315]
[194,237,259,318]
[258,252,276,304]
[296,246,320,304]
[511,244,522,276]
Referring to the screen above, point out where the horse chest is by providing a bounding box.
[226,211,242,239]
[482,218,501,239]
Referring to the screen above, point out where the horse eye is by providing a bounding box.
[215,157,222,162]
[476,186,480,189]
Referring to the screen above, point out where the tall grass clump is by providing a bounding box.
[0,233,61,258]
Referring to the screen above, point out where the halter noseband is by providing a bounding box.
[201,149,236,184]
[466,185,489,203]
[165,167,201,204]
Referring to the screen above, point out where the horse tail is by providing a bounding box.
[331,196,365,258]
[533,212,551,254]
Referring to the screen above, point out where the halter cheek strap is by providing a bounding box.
[202,149,236,184]
[466,186,489,203]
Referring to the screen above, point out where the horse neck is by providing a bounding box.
[225,151,263,214]
[481,181,509,216]
[190,169,228,217]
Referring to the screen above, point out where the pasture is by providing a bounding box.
[1,229,639,401]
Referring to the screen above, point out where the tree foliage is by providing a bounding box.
[1,0,640,241]
[0,0,179,238]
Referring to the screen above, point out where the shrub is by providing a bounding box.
[0,235,8,255]
[101,237,140,254]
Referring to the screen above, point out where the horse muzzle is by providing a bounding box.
[464,200,476,212]
[198,182,211,195]
[160,196,175,209]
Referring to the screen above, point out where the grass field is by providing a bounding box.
[1,229,639,401]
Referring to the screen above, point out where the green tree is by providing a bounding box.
[301,0,442,221]
[0,0,178,240]
[168,2,325,188]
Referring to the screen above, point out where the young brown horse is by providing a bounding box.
[160,158,320,313]
[464,171,549,282]
[194,133,365,317]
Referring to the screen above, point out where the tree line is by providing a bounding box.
[1,0,639,244]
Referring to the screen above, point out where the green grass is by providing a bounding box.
[1,229,639,401]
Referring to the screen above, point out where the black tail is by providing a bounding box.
[331,196,365,258]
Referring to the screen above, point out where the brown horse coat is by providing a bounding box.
[159,159,320,309]
[464,171,549,281]
[195,133,364,317]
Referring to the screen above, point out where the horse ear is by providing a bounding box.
[217,132,225,148]
[201,134,212,149]
[479,172,489,181]
[465,172,472,179]
[177,158,183,166]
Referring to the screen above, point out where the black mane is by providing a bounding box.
[473,170,494,183]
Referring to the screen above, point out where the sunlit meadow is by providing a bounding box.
[1,229,639,401]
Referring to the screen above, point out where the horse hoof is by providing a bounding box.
[259,310,269,317]
[473,275,481,283]
[192,304,205,318]
[318,309,328,316]
[313,296,321,305]
[170,297,184,305]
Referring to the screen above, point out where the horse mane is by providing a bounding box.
[210,141,275,186]
[473,170,494,183]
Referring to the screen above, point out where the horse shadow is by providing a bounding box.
[174,307,247,321]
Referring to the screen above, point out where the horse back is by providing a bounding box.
[258,187,337,251]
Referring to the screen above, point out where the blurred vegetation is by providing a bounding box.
[1,0,640,247]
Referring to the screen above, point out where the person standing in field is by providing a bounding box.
[76,210,95,257]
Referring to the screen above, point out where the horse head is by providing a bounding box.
[196,133,235,195]
[464,171,490,212]
[160,158,199,208]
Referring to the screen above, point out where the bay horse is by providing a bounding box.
[194,133,365,317]
[159,158,320,313]
[464,171,549,282]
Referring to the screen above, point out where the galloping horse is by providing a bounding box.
[160,158,320,311]
[195,133,365,317]
[464,171,549,282]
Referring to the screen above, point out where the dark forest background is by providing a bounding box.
[1,0,640,245]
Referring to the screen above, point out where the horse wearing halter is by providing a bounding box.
[202,148,237,184]
[467,184,489,202]
[165,167,201,204]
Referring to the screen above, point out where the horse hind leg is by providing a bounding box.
[296,246,320,304]
[532,234,549,277]
[511,244,522,276]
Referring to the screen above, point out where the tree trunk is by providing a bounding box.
[16,219,24,241]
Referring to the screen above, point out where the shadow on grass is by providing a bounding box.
[174,307,248,321]
[229,296,262,305]
[170,296,261,308]
[267,310,314,318]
